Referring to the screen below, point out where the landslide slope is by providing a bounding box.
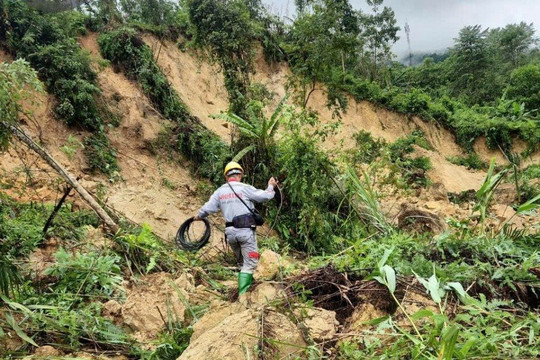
[3,32,539,360]
[143,36,533,193]
[0,40,223,248]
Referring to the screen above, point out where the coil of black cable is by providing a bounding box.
[175,217,211,251]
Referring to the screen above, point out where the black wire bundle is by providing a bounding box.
[175,217,211,251]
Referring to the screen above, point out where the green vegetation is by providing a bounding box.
[1,0,539,358]
[0,193,193,357]
[387,131,432,187]
[447,153,487,170]
[348,130,385,164]
[330,228,540,358]
[0,0,119,174]
[521,164,540,202]
[274,112,358,252]
[0,59,43,151]
[114,223,185,274]
[44,248,122,297]
[391,22,540,152]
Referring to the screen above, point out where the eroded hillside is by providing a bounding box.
[140,35,539,193]
[2,25,539,360]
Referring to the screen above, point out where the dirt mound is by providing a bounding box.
[25,238,60,282]
[295,307,339,342]
[180,307,307,360]
[190,300,244,341]
[120,272,194,342]
[253,248,291,280]
[0,49,10,61]
[346,302,387,332]
[414,146,486,192]
[142,35,232,142]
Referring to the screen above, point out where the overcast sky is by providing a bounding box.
[262,0,540,58]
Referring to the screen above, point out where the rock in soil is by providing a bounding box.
[254,249,289,280]
[296,307,338,342]
[121,272,193,341]
[180,308,307,360]
[34,345,63,357]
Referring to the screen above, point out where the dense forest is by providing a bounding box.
[1,0,539,359]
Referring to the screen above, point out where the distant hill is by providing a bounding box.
[400,51,450,66]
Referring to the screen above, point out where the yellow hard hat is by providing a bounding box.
[224,161,244,177]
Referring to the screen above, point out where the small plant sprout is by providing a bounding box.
[373,248,423,339]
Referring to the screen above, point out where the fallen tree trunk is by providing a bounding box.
[3,122,119,233]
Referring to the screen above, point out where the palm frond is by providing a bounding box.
[268,94,290,138]
[346,166,392,234]
[232,145,255,162]
[473,158,507,221]
[212,113,259,139]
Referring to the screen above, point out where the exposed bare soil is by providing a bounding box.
[2,38,538,360]
[142,35,232,142]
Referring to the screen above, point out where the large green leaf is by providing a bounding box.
[439,324,460,360]
[5,312,38,347]
[382,264,396,294]
[516,194,540,213]
[427,274,442,304]
[232,145,255,162]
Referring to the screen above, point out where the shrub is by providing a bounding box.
[520,164,540,202]
[2,0,119,173]
[349,130,385,164]
[147,325,193,360]
[6,298,132,351]
[113,223,184,274]
[28,40,102,130]
[0,59,43,150]
[44,248,122,296]
[387,132,432,187]
[507,64,540,112]
[274,114,361,253]
[0,194,99,258]
[448,153,487,170]
[84,132,120,175]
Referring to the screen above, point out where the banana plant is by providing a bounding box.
[212,94,291,151]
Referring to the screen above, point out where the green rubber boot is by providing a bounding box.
[238,272,253,295]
